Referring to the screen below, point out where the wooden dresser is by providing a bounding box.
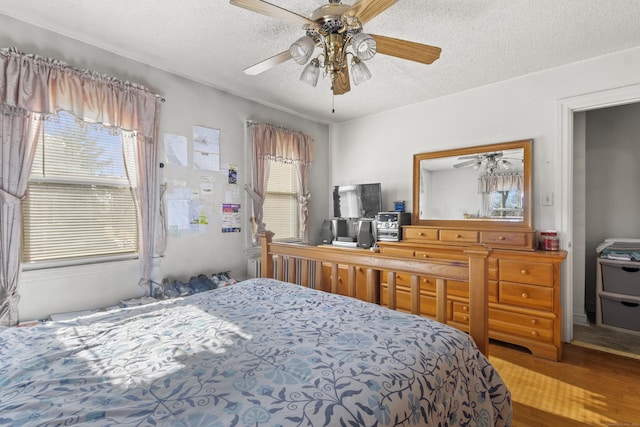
[377,225,567,361]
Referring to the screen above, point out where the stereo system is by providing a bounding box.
[376,212,412,242]
[321,212,411,247]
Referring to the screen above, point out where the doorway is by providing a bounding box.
[559,84,640,355]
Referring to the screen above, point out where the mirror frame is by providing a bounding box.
[412,139,533,229]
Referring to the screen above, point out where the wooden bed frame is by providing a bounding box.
[258,232,492,355]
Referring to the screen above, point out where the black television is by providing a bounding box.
[332,183,382,219]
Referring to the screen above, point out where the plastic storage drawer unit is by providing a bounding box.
[600,258,640,297]
[600,293,640,332]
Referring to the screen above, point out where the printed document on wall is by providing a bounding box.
[164,133,188,167]
[222,203,241,233]
[193,126,220,171]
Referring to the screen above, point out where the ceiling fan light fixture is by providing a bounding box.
[231,0,443,97]
[289,36,316,65]
[300,58,321,87]
[350,32,376,60]
[350,57,372,86]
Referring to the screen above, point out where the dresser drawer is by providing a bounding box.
[414,249,468,262]
[481,231,528,247]
[380,246,415,257]
[380,283,451,318]
[450,281,499,303]
[490,309,554,343]
[381,271,416,286]
[452,301,472,324]
[499,282,553,310]
[447,280,470,298]
[488,257,499,280]
[404,227,438,241]
[499,259,553,286]
[381,274,464,295]
[439,229,479,243]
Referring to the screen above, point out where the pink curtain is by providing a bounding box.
[122,129,164,296]
[0,106,42,326]
[248,123,313,242]
[0,47,162,324]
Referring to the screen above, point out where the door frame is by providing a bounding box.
[558,84,640,341]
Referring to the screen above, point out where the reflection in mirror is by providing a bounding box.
[413,140,532,228]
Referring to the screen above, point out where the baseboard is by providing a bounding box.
[573,313,589,325]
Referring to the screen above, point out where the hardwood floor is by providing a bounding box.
[572,323,640,358]
[488,341,640,426]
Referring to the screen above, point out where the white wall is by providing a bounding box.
[424,168,480,219]
[1,15,331,321]
[330,46,640,340]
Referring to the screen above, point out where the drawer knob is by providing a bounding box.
[462,315,469,321]
[531,319,539,325]
[462,306,469,312]
[531,331,539,337]
[422,254,429,258]
[357,267,362,272]
[498,235,506,241]
[455,234,461,238]
[521,269,528,275]
[418,232,424,236]
[521,292,529,299]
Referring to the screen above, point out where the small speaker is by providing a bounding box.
[357,220,374,249]
[332,218,348,238]
[320,220,333,244]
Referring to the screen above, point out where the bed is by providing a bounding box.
[0,278,511,426]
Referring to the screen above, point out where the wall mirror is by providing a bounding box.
[413,139,532,229]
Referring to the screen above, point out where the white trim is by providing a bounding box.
[21,257,139,280]
[573,312,589,325]
[558,84,640,342]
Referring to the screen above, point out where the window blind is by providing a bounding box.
[263,160,300,240]
[22,111,138,264]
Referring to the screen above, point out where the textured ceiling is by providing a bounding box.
[1,0,640,124]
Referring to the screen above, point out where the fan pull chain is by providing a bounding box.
[332,92,335,114]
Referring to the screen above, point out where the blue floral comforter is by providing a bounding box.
[0,278,511,426]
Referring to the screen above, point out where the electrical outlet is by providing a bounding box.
[542,192,553,206]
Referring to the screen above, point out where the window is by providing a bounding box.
[22,111,138,265]
[263,160,300,240]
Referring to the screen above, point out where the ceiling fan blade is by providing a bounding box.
[347,0,398,25]
[371,34,441,64]
[333,68,351,95]
[453,159,478,168]
[230,0,319,30]
[457,155,481,160]
[243,50,292,75]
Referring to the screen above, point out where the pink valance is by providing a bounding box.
[478,172,524,194]
[251,123,313,164]
[0,47,159,138]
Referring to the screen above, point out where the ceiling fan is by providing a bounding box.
[454,152,515,173]
[229,0,442,96]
